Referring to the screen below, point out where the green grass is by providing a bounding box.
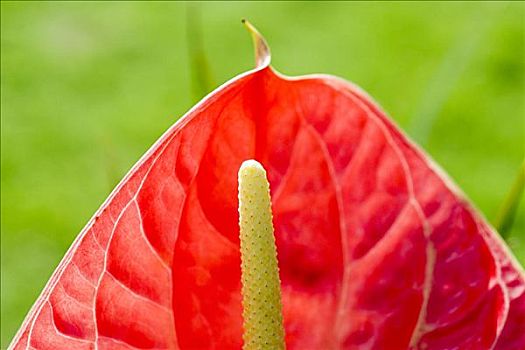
[1,2,524,347]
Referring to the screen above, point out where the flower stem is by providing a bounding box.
[238,160,285,350]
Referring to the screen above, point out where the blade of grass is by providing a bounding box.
[186,4,215,102]
[495,160,525,239]
[409,5,501,145]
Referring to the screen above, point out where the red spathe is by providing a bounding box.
[10,65,524,349]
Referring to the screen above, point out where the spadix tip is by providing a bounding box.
[239,159,266,175]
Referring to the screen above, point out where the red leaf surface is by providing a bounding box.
[10,27,524,350]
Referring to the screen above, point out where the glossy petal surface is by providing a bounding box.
[10,66,524,350]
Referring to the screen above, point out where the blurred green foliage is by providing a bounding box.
[1,1,523,347]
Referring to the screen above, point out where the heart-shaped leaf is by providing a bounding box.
[10,24,524,350]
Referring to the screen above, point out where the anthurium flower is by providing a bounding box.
[9,22,524,350]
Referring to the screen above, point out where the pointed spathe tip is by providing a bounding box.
[241,19,271,69]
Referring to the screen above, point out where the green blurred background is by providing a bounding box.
[1,1,524,347]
